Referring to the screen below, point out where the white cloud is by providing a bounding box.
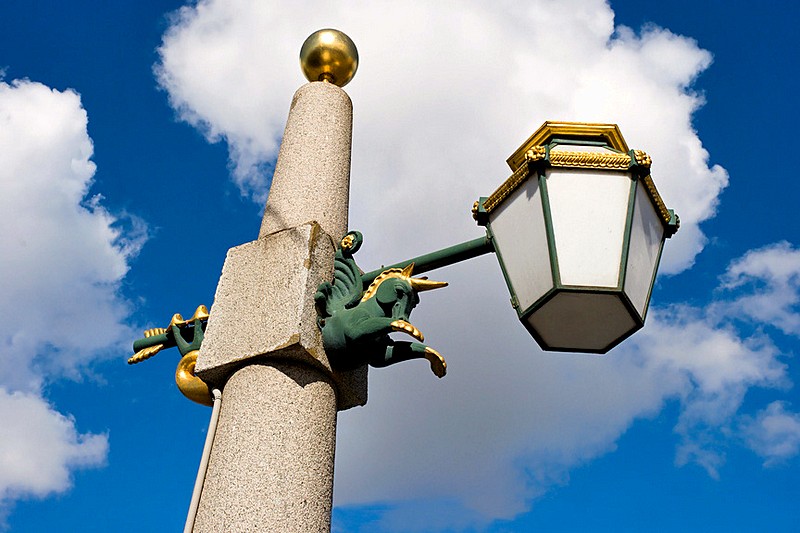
[155,0,725,274]
[154,1,796,530]
[632,307,784,478]
[0,389,107,506]
[0,79,141,515]
[718,241,800,336]
[325,248,795,530]
[740,401,800,467]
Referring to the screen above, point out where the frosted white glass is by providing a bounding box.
[624,184,665,316]
[489,176,552,311]
[527,292,637,351]
[545,169,631,288]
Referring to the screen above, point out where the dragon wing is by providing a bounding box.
[316,250,364,318]
[332,251,363,309]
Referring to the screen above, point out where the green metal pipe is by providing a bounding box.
[133,332,173,352]
[361,233,495,286]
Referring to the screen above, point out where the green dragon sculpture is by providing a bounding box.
[315,231,449,377]
[128,305,214,406]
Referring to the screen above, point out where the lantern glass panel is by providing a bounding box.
[526,292,637,351]
[546,168,631,288]
[489,176,552,311]
[624,183,665,316]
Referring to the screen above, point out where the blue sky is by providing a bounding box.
[1,1,799,531]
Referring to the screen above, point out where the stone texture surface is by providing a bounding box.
[196,222,331,377]
[191,79,366,532]
[196,222,367,410]
[192,362,338,533]
[259,81,352,242]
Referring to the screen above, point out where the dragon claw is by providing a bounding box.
[317,243,449,378]
[423,347,447,378]
[391,320,424,342]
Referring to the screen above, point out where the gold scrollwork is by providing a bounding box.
[483,163,532,213]
[641,174,672,225]
[548,150,632,170]
[633,149,652,168]
[524,145,547,162]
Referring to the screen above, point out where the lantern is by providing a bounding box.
[474,122,679,353]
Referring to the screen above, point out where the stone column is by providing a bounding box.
[192,363,337,532]
[192,81,367,532]
[259,81,353,240]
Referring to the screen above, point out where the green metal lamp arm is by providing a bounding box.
[360,232,495,287]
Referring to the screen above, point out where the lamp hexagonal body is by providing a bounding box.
[477,122,678,354]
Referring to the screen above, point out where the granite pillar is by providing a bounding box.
[259,81,353,240]
[193,81,367,531]
[191,362,337,532]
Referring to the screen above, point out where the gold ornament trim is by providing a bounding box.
[507,121,630,171]
[483,162,533,214]
[525,145,547,162]
[169,305,210,328]
[341,234,355,250]
[641,174,672,225]
[360,263,448,303]
[548,150,632,170]
[128,328,167,364]
[175,350,213,406]
[483,148,671,225]
[128,343,164,365]
[633,149,652,167]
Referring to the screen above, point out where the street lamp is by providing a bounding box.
[128,29,680,531]
[313,120,679,380]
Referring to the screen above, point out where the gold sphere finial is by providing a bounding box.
[300,29,358,87]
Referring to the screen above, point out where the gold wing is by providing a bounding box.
[144,327,167,337]
[127,328,168,364]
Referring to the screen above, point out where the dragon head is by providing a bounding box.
[361,263,447,340]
